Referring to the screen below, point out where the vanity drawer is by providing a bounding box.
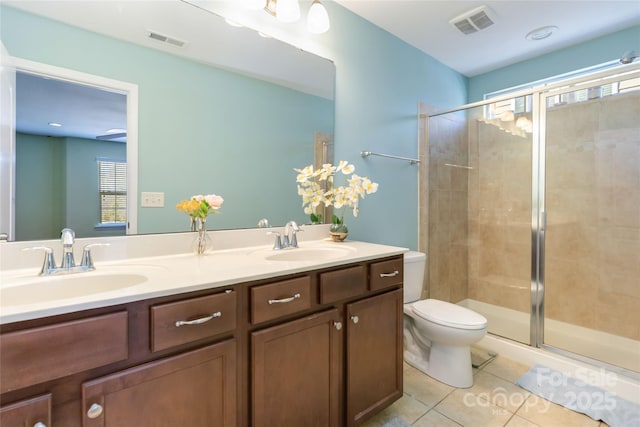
[369,258,403,291]
[151,290,236,352]
[0,393,51,426]
[319,265,367,304]
[0,311,128,394]
[251,276,311,324]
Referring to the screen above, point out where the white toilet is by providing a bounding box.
[403,251,487,388]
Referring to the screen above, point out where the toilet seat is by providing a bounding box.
[412,299,487,330]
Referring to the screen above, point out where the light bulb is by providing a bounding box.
[307,0,330,34]
[276,0,300,23]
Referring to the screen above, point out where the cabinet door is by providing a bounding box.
[82,340,236,427]
[252,309,342,427]
[346,289,403,426]
[0,393,51,427]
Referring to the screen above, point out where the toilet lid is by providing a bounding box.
[412,299,487,330]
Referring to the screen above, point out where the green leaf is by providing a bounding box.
[310,213,322,224]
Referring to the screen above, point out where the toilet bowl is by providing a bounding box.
[403,251,487,388]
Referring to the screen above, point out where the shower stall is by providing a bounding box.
[421,64,640,375]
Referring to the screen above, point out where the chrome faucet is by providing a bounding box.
[283,220,301,248]
[60,228,76,269]
[23,228,110,275]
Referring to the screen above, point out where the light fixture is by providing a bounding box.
[256,0,330,34]
[307,0,330,34]
[525,25,557,41]
[48,122,62,127]
[264,0,277,16]
[499,110,514,122]
[275,0,300,23]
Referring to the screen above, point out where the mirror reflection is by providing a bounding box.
[2,0,335,241]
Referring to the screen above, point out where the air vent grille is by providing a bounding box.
[450,6,495,35]
[148,31,185,47]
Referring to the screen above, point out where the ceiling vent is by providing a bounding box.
[449,6,495,35]
[147,30,186,48]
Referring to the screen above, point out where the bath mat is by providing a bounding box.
[516,364,640,427]
[471,345,498,369]
[380,416,411,427]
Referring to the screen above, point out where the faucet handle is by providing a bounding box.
[22,246,56,275]
[267,231,283,250]
[290,225,303,248]
[81,243,111,270]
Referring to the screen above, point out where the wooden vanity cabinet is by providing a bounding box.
[250,256,404,427]
[251,309,342,426]
[0,393,51,427]
[0,254,403,427]
[81,339,236,427]
[346,289,403,425]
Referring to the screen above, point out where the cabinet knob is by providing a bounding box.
[351,315,359,324]
[334,321,342,330]
[87,403,104,419]
[33,422,47,427]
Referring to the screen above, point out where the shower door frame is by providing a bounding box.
[427,62,640,362]
[535,66,640,371]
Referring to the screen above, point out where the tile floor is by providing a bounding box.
[362,355,610,427]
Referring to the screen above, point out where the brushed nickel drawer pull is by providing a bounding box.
[268,293,301,304]
[379,270,400,278]
[175,312,222,327]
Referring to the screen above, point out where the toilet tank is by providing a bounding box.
[404,251,426,304]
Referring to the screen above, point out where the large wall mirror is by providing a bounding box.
[1,0,335,241]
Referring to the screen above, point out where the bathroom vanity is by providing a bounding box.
[0,233,406,426]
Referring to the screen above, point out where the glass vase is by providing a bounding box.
[192,217,211,255]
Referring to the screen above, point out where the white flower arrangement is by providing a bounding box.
[294,160,378,229]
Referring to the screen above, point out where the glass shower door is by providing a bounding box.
[541,73,640,371]
[427,98,534,345]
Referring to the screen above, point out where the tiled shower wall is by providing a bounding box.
[426,112,469,303]
[544,92,640,341]
[467,119,532,314]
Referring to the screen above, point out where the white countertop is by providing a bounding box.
[1,235,407,324]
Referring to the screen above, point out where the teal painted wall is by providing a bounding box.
[2,3,467,249]
[2,6,334,236]
[468,25,640,102]
[15,133,126,239]
[315,3,467,248]
[15,133,64,240]
[64,137,126,238]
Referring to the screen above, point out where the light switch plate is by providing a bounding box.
[141,192,164,207]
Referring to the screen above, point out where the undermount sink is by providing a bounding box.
[252,244,356,262]
[1,268,156,306]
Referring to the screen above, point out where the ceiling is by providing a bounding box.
[336,0,640,77]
